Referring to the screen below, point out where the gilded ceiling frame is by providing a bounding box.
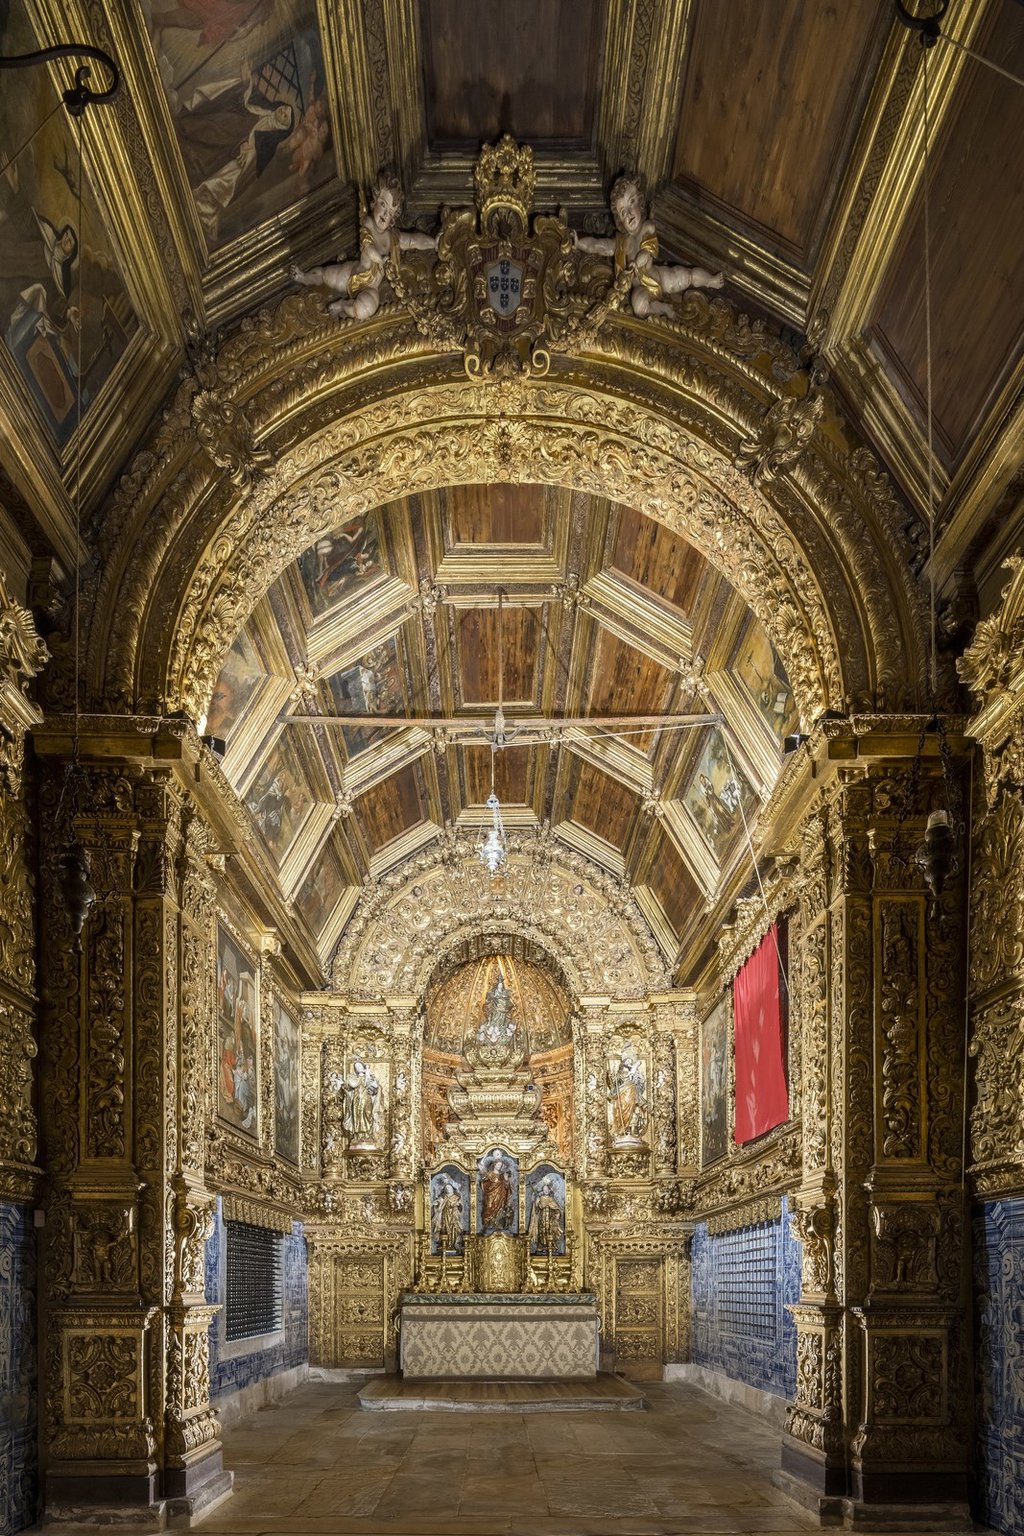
[86,295,928,732]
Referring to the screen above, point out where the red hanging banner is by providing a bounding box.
[733,922,788,1144]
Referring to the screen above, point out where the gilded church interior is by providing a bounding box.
[1,1,1023,1532]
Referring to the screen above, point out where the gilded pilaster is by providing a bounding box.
[780,730,968,1511]
[0,573,47,1204]
[34,722,234,1519]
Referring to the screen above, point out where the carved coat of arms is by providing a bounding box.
[389,135,631,377]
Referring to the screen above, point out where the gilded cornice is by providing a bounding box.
[705,1195,783,1236]
[220,1194,295,1234]
[717,858,799,984]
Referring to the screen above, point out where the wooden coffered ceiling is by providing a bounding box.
[209,488,797,975]
[1,0,1022,982]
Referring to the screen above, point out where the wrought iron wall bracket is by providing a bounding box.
[894,0,949,48]
[0,43,119,116]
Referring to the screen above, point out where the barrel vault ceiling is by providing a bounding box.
[1,0,1022,983]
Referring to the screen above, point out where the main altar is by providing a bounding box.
[398,971,600,1379]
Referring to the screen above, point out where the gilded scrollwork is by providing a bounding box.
[86,243,928,732]
[734,386,826,485]
[877,902,922,1161]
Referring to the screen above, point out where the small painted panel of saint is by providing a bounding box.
[430,1164,469,1255]
[477,1148,519,1235]
[526,1164,566,1256]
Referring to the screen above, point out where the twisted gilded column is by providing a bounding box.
[35,721,236,1521]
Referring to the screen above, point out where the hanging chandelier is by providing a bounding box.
[479,787,507,875]
[478,591,508,876]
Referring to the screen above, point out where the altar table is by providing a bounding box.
[398,1292,599,1380]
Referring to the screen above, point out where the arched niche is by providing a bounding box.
[85,298,929,727]
[329,839,670,1002]
[421,947,575,1165]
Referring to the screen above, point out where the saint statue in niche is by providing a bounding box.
[527,1174,564,1255]
[479,1151,515,1233]
[477,973,515,1047]
[431,1174,465,1254]
[340,1057,380,1149]
[607,1043,647,1145]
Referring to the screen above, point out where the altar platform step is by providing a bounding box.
[358,1374,645,1412]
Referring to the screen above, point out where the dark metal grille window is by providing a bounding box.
[225,1222,283,1342]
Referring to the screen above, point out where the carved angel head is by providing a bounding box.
[370,173,403,231]
[609,175,646,235]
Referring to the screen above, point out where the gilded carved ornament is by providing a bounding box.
[734,386,827,486]
[86,236,925,732]
[958,554,1024,702]
[0,569,48,792]
[330,835,668,1001]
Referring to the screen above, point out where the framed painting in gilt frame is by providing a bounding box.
[700,995,730,1167]
[273,998,300,1164]
[216,923,259,1139]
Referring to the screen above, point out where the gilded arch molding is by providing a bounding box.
[86,298,928,722]
[330,838,670,1002]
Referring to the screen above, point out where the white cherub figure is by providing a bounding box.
[575,174,724,319]
[290,173,436,321]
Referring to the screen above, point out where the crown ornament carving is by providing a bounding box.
[473,133,536,230]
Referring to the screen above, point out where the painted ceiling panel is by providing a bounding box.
[143,0,335,250]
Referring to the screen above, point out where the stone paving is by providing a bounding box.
[195,1377,976,1535]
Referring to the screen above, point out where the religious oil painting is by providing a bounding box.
[216,924,258,1138]
[273,998,300,1165]
[735,625,800,746]
[476,1148,519,1235]
[298,515,382,616]
[526,1164,566,1256]
[683,727,758,862]
[294,840,346,936]
[0,7,138,443]
[144,0,333,249]
[205,628,265,740]
[429,1164,469,1255]
[325,638,404,757]
[245,730,307,861]
[701,995,730,1166]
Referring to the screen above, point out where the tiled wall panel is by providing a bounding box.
[204,1198,308,1399]
[691,1195,799,1399]
[974,1198,1024,1536]
[0,1202,37,1535]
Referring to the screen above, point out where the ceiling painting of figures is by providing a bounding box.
[0,7,138,443]
[143,0,333,249]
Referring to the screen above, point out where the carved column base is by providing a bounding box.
[782,1303,845,1495]
[778,1434,847,1499]
[849,1307,967,1506]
